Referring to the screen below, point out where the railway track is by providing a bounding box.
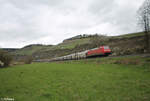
[33,53,150,63]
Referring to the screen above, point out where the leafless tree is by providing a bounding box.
[138,0,150,52]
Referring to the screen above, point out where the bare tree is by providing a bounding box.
[138,0,150,52]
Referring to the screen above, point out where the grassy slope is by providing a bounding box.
[0,57,150,101]
[38,38,91,52]
[13,38,91,56]
[13,45,47,55]
[52,38,91,50]
[115,32,145,38]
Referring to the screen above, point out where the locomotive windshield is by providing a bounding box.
[104,46,109,49]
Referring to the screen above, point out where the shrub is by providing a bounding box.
[24,56,33,64]
[0,50,12,67]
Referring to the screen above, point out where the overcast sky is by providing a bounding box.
[0,0,144,48]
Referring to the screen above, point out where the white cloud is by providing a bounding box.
[0,0,145,48]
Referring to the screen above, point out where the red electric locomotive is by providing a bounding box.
[86,46,111,57]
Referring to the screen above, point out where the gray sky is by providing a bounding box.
[0,0,144,48]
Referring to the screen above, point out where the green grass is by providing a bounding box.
[0,60,150,101]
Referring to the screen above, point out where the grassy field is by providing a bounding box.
[0,57,150,101]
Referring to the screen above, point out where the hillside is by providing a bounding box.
[8,32,148,60]
[13,44,52,55]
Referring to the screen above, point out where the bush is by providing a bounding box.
[0,50,12,67]
[24,56,33,64]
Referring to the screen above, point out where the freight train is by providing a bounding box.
[52,46,111,61]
